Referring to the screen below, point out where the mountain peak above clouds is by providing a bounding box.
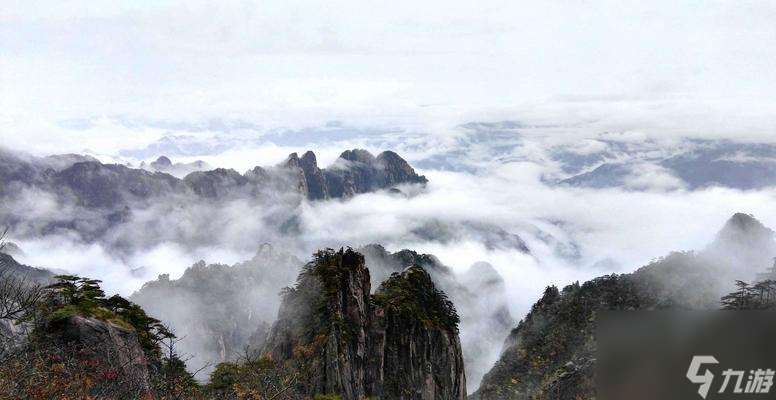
[706,213,776,274]
[716,213,773,240]
[150,156,172,169]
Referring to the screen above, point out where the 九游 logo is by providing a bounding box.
[686,355,775,399]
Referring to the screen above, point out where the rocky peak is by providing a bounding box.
[299,151,328,200]
[707,213,776,276]
[150,156,172,169]
[262,248,466,400]
[714,213,774,245]
[283,152,301,168]
[300,150,318,167]
[377,150,428,185]
[339,149,376,164]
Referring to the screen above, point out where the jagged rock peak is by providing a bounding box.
[300,150,318,167]
[340,148,376,164]
[151,155,172,168]
[262,248,466,400]
[283,152,301,167]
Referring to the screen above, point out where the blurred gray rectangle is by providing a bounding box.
[598,311,776,400]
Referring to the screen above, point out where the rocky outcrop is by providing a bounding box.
[46,315,155,396]
[473,213,776,400]
[263,248,466,400]
[322,149,428,198]
[300,151,329,200]
[282,148,428,200]
[360,244,513,393]
[182,168,248,199]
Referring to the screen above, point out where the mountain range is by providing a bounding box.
[1,212,773,399]
[472,213,776,399]
[0,147,427,250]
[556,139,776,190]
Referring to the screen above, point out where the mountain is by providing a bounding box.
[0,273,199,399]
[472,213,776,400]
[0,251,55,342]
[261,248,466,400]
[286,149,428,199]
[129,245,302,374]
[131,243,513,392]
[0,251,55,285]
[557,140,776,190]
[0,148,427,250]
[141,155,211,178]
[360,244,514,392]
[0,147,425,205]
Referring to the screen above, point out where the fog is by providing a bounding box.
[3,0,776,392]
[5,134,776,390]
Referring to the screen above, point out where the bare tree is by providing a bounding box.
[0,269,44,322]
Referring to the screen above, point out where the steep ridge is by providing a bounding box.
[473,213,776,400]
[262,248,466,400]
[361,244,514,392]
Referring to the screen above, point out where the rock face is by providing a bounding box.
[284,148,428,200]
[360,244,513,393]
[473,213,776,400]
[263,248,466,400]
[47,315,155,397]
[299,151,329,200]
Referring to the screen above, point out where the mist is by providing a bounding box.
[4,1,776,394]
[4,135,776,390]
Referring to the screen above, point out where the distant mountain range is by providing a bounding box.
[555,139,776,190]
[0,147,426,205]
[0,147,427,248]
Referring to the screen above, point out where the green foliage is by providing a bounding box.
[44,275,174,354]
[154,352,200,397]
[204,354,313,399]
[721,279,776,310]
[373,265,459,331]
[314,395,342,400]
[479,274,641,399]
[207,362,242,391]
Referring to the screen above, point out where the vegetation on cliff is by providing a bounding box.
[373,265,460,331]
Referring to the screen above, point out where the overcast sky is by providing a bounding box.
[5,5,776,382]
[2,0,776,154]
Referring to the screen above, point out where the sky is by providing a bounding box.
[4,3,776,387]
[3,0,776,293]
[3,0,776,155]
